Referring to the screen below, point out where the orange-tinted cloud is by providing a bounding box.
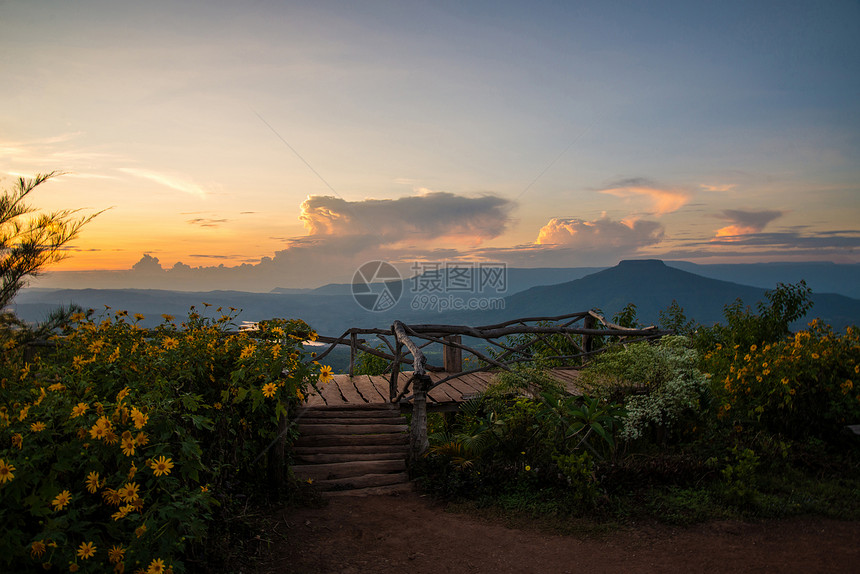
[599,178,691,215]
[713,209,783,240]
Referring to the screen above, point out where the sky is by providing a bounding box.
[2,0,859,291]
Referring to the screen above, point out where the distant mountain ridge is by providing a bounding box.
[453,259,859,330]
[12,260,860,335]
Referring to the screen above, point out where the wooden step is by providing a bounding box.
[299,417,404,427]
[297,409,403,419]
[292,459,406,482]
[292,405,411,493]
[292,444,409,456]
[299,403,400,412]
[296,423,408,435]
[310,472,410,492]
[295,451,407,464]
[293,432,409,448]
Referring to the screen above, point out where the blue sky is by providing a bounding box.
[1,0,858,289]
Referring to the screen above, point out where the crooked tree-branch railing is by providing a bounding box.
[312,310,671,459]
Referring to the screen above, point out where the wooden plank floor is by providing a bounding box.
[303,369,581,408]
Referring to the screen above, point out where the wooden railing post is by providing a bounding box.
[348,331,357,376]
[582,314,596,356]
[390,340,402,401]
[443,335,462,372]
[410,374,432,460]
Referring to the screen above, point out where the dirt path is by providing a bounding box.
[263,492,859,574]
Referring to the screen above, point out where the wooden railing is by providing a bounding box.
[313,310,671,458]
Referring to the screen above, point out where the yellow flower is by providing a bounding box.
[85,471,100,493]
[161,314,175,322]
[52,490,72,511]
[213,402,222,410]
[147,558,167,574]
[525,465,531,471]
[11,433,22,449]
[70,564,79,572]
[121,437,136,457]
[150,456,174,477]
[116,387,131,402]
[240,345,255,360]
[135,525,147,538]
[102,488,123,506]
[262,383,277,398]
[30,540,46,558]
[131,408,148,429]
[48,382,66,392]
[77,541,96,560]
[120,482,140,502]
[135,432,149,447]
[319,365,334,383]
[201,485,209,493]
[89,424,107,441]
[108,545,125,564]
[0,459,15,484]
[162,337,179,350]
[750,344,757,352]
[111,505,134,521]
[70,403,89,418]
[128,461,138,479]
[30,421,46,432]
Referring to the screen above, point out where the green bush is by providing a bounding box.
[581,336,711,442]
[0,308,321,572]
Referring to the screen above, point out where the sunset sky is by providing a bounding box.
[2,0,858,290]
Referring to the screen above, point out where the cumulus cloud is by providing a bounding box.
[713,209,783,239]
[299,192,512,245]
[598,178,691,215]
[535,216,664,251]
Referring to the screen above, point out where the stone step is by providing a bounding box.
[292,459,406,482]
[297,423,408,435]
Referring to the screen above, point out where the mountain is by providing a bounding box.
[666,261,860,299]
[12,261,860,336]
[445,260,860,330]
[270,267,605,298]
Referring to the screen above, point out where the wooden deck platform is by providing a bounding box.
[303,369,582,410]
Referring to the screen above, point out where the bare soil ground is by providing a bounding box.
[260,491,860,574]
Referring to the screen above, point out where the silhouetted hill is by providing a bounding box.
[448,260,860,330]
[667,261,860,299]
[13,261,860,335]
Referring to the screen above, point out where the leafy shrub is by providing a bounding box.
[354,343,389,376]
[0,308,321,572]
[423,369,623,506]
[705,320,860,441]
[581,336,711,442]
